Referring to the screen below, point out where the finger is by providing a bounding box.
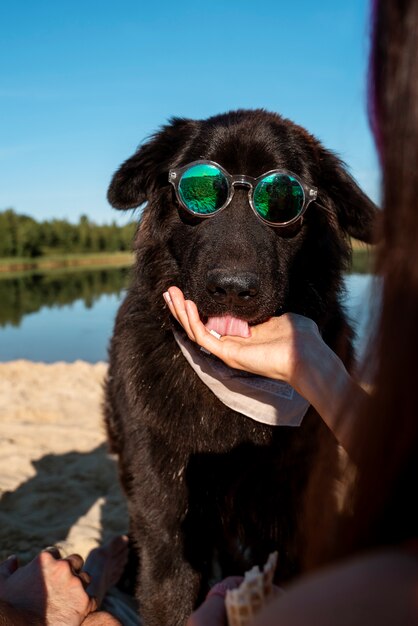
[206,576,245,599]
[167,289,195,340]
[166,285,185,308]
[163,290,187,334]
[185,299,207,334]
[187,594,227,626]
[166,286,187,318]
[65,553,85,574]
[43,546,62,559]
[163,287,183,323]
[166,287,196,341]
[185,300,216,346]
[77,570,92,589]
[163,290,174,309]
[185,300,241,360]
[186,300,247,348]
[87,595,98,613]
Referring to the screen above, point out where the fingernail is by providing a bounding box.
[163,291,172,305]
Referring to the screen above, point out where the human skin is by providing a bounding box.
[0,537,128,626]
[187,551,418,626]
[186,576,243,626]
[164,286,366,458]
[0,551,96,626]
[167,288,418,626]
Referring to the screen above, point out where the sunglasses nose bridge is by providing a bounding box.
[230,177,254,208]
[229,178,256,216]
[231,175,253,189]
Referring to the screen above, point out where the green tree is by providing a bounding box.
[0,209,137,258]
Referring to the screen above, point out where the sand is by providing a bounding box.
[0,360,129,564]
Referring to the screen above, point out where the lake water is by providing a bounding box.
[0,267,130,363]
[0,268,378,363]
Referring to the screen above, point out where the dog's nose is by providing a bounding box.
[206,269,260,305]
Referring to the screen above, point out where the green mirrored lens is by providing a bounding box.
[178,164,228,215]
[253,174,304,224]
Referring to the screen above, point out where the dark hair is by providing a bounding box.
[341,0,418,552]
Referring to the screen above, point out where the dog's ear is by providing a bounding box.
[318,150,379,244]
[108,117,198,209]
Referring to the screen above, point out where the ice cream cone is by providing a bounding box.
[225,552,278,626]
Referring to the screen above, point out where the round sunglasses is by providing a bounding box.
[168,160,318,227]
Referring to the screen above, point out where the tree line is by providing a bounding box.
[0,267,129,327]
[0,209,137,258]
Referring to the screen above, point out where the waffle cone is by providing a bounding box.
[225,552,278,626]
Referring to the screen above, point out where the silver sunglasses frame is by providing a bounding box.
[168,159,318,228]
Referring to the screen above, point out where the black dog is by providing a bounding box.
[105,109,376,626]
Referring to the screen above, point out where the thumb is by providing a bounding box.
[187,577,245,626]
[0,555,19,581]
[86,594,98,615]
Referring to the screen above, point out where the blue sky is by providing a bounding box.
[0,0,378,225]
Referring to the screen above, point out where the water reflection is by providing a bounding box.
[0,267,377,363]
[0,267,131,328]
[343,273,380,362]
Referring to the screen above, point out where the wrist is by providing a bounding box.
[295,338,355,448]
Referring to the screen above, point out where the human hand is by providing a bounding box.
[163,286,324,396]
[0,548,96,626]
[164,286,357,453]
[186,576,244,626]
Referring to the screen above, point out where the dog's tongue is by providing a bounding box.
[205,315,251,338]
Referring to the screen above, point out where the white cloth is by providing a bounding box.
[173,330,309,427]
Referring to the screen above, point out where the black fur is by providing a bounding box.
[105,109,377,626]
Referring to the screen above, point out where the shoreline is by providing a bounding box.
[0,248,374,276]
[0,240,375,272]
[0,252,134,275]
[351,246,375,274]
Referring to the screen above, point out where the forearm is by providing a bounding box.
[295,340,368,457]
[165,291,368,455]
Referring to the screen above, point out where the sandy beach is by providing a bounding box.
[0,360,128,564]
